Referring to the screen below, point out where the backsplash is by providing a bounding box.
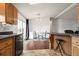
[0,24,18,33]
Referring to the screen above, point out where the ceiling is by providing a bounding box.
[13,3,72,19]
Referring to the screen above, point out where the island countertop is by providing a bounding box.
[0,33,23,39]
[49,32,79,37]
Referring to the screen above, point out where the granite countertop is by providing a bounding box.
[0,33,23,39]
[50,32,79,37]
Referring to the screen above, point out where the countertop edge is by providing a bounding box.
[49,32,79,37]
[0,33,23,39]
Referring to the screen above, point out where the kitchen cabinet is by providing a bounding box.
[54,35,72,55]
[0,45,13,56]
[0,37,15,56]
[72,44,79,56]
[5,3,17,24]
[0,3,17,24]
[49,33,79,56]
[52,35,72,55]
[13,6,17,24]
[72,37,79,56]
[5,3,14,24]
[0,3,5,16]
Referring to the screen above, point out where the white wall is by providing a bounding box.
[57,5,78,33]
[29,17,51,39]
[50,18,58,33]
[51,5,79,33]
[29,17,51,32]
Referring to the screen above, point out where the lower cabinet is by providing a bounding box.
[53,35,72,55]
[49,34,79,56]
[0,45,13,56]
[0,37,15,56]
[72,44,79,56]
[72,37,79,56]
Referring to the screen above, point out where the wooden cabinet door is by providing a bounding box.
[0,3,5,23]
[72,44,79,56]
[0,3,5,16]
[0,37,15,56]
[13,6,17,24]
[0,3,17,24]
[0,45,13,56]
[5,3,11,24]
[72,37,79,56]
[5,3,14,24]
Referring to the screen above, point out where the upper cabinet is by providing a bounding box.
[0,3,17,25]
[0,3,5,16]
[14,5,17,24]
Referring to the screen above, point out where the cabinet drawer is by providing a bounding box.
[0,38,12,49]
[0,45,12,56]
[72,37,79,45]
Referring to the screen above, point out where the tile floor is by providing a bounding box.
[22,49,61,56]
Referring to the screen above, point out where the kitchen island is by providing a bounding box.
[49,32,79,56]
[0,33,23,56]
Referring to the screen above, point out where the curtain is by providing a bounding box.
[26,19,29,40]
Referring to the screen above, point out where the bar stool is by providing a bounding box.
[55,39,65,56]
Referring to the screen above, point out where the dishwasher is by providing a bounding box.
[15,34,23,56]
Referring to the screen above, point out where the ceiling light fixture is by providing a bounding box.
[29,3,39,5]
